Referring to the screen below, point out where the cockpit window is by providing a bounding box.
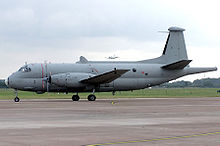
[18,66,31,72]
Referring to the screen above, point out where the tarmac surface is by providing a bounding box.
[0,97,220,146]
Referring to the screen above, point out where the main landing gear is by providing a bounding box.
[72,89,96,101]
[72,94,80,101]
[87,94,96,101]
[71,94,96,101]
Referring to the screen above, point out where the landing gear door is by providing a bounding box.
[99,82,114,92]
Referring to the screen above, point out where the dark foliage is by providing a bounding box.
[0,80,7,88]
[156,78,220,88]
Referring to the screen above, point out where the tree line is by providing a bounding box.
[0,80,7,88]
[157,78,220,88]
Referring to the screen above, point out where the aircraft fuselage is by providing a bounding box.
[7,63,190,93]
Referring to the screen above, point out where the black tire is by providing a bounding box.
[14,97,20,102]
[72,95,80,101]
[88,94,96,101]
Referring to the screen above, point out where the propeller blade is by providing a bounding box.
[46,72,52,92]
[47,81,49,92]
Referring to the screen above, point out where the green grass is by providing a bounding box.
[0,88,220,100]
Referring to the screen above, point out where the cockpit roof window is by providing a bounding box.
[18,66,31,72]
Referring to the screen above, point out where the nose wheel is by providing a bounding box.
[14,97,20,102]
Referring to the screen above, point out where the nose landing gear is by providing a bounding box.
[14,97,20,102]
[14,90,20,102]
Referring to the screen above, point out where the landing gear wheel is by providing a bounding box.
[88,94,96,101]
[72,95,80,101]
[14,97,20,102]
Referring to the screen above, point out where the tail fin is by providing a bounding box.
[162,27,188,63]
[139,27,189,64]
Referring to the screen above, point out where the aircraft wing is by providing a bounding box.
[80,69,130,84]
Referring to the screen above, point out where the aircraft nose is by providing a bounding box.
[5,77,9,87]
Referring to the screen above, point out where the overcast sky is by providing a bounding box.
[0,0,219,81]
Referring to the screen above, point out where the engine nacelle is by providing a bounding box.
[50,72,91,88]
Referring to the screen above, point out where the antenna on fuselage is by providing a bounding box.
[24,62,28,68]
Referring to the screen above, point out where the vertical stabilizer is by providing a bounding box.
[162,27,188,63]
[139,27,189,64]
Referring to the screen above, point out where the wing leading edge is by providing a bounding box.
[80,69,130,84]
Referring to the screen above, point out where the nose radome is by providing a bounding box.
[5,77,9,87]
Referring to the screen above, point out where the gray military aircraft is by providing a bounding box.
[5,27,217,102]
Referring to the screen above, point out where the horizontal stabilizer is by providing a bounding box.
[161,60,192,70]
[80,69,130,84]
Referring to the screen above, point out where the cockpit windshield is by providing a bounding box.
[18,66,31,72]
